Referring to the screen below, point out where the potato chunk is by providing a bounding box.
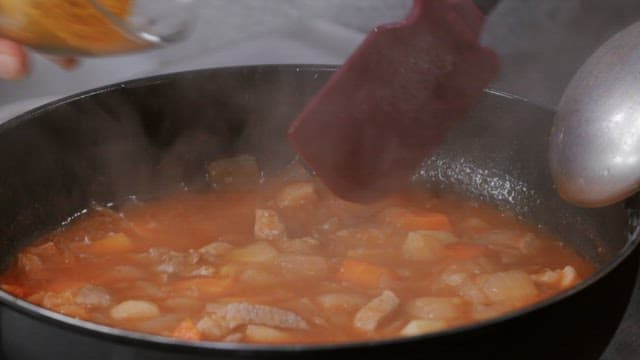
[479,270,539,304]
[530,266,580,289]
[197,313,232,339]
[400,319,447,337]
[276,254,328,279]
[402,231,458,261]
[254,209,287,241]
[88,233,135,255]
[276,237,320,254]
[17,253,43,276]
[208,155,261,190]
[74,285,111,308]
[406,297,464,321]
[245,325,293,343]
[316,293,369,312]
[229,241,278,263]
[110,300,160,320]
[276,182,318,208]
[354,290,399,332]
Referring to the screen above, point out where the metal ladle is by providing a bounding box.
[550,20,640,208]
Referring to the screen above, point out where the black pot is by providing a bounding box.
[0,65,637,360]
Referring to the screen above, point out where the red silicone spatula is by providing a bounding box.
[288,0,499,203]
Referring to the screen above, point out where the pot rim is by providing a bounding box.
[0,64,637,353]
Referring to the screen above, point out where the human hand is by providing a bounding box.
[0,38,78,80]
[0,38,27,80]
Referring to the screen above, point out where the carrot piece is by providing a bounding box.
[385,210,452,232]
[1,284,26,297]
[88,233,135,255]
[172,318,203,341]
[338,258,392,288]
[444,243,490,260]
[172,277,233,297]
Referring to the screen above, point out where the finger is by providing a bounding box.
[0,38,28,80]
[43,55,79,70]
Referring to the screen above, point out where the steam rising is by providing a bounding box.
[0,66,331,257]
[482,0,640,108]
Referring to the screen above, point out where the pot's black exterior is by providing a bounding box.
[0,65,636,359]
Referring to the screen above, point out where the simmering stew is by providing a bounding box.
[0,156,593,344]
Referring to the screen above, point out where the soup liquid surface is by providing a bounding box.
[0,158,593,344]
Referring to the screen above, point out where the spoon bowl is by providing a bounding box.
[550,20,640,207]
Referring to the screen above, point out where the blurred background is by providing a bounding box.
[2,0,640,117]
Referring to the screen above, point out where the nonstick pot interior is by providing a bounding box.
[0,65,636,360]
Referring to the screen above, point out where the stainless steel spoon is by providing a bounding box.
[550,20,640,208]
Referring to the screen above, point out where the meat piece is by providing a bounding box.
[275,182,318,209]
[530,266,580,289]
[402,230,457,261]
[110,300,160,320]
[353,290,400,332]
[74,285,111,307]
[254,209,287,241]
[282,298,328,327]
[209,302,309,330]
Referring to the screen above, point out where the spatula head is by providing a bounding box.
[288,0,499,203]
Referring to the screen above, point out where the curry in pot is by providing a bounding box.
[0,156,593,344]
